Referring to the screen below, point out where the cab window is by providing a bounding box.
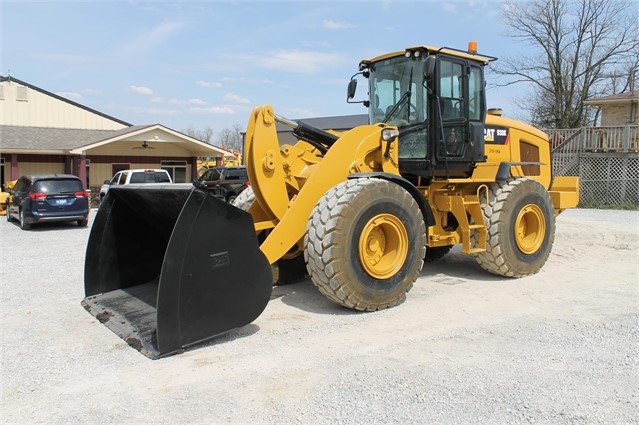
[469,67,483,121]
[438,58,466,157]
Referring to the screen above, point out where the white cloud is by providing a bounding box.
[188,98,207,106]
[196,80,223,88]
[129,106,180,115]
[56,91,82,101]
[442,3,457,13]
[150,96,207,106]
[33,53,93,63]
[224,93,250,104]
[188,106,235,115]
[222,77,273,85]
[322,20,352,30]
[128,85,154,95]
[259,50,346,74]
[121,21,187,54]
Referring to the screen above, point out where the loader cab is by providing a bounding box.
[361,45,492,180]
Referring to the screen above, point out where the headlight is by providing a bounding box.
[381,128,399,142]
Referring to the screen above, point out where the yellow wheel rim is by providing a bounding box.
[358,214,408,279]
[515,204,545,254]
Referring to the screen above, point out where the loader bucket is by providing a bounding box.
[82,184,272,359]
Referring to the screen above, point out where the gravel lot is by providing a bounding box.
[1,208,637,424]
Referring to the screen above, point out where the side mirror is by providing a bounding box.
[103,180,110,185]
[347,79,357,101]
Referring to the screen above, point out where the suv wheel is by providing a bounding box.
[77,218,88,227]
[227,194,237,204]
[6,202,12,222]
[19,210,31,230]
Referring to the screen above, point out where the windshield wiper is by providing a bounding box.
[382,67,414,124]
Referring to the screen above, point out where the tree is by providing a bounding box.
[493,0,638,128]
[216,123,244,153]
[181,126,215,144]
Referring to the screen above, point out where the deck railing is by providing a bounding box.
[545,125,639,153]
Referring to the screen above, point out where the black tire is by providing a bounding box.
[475,178,555,277]
[6,202,12,222]
[304,178,426,311]
[77,218,88,227]
[19,210,31,230]
[425,245,452,262]
[232,186,307,285]
[272,254,307,285]
[226,194,237,204]
[231,185,255,210]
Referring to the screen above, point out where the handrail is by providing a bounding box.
[545,125,639,154]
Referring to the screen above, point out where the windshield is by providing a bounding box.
[368,55,427,126]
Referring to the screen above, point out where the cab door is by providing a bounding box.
[431,55,487,177]
[435,57,467,161]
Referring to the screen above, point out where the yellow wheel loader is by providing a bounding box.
[0,180,16,216]
[82,43,579,358]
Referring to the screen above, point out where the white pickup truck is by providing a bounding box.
[99,169,172,202]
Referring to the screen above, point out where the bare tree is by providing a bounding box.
[493,0,638,128]
[181,126,215,144]
[216,123,244,153]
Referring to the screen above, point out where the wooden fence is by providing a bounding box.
[546,125,638,208]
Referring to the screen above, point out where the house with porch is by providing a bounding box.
[0,76,228,204]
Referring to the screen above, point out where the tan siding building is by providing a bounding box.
[0,76,227,204]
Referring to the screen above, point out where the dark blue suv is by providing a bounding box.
[6,174,89,230]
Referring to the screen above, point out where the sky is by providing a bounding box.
[1,0,526,139]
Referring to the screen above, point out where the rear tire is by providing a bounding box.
[231,186,255,210]
[19,210,31,230]
[6,202,12,222]
[475,178,555,277]
[425,245,452,262]
[232,186,307,285]
[78,218,88,227]
[305,178,426,311]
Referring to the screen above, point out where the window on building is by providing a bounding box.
[16,86,28,102]
[161,160,187,183]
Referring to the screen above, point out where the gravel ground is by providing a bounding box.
[0,208,637,424]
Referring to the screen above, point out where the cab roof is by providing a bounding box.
[360,45,497,69]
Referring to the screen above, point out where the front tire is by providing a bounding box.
[475,178,555,277]
[305,178,426,311]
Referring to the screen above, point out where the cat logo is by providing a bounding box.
[484,126,509,145]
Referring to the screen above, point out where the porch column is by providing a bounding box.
[192,156,198,180]
[77,155,87,189]
[10,154,18,180]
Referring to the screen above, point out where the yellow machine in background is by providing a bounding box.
[83,43,579,358]
[197,149,243,175]
[0,180,16,216]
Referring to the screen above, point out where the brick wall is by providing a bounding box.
[601,103,637,126]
